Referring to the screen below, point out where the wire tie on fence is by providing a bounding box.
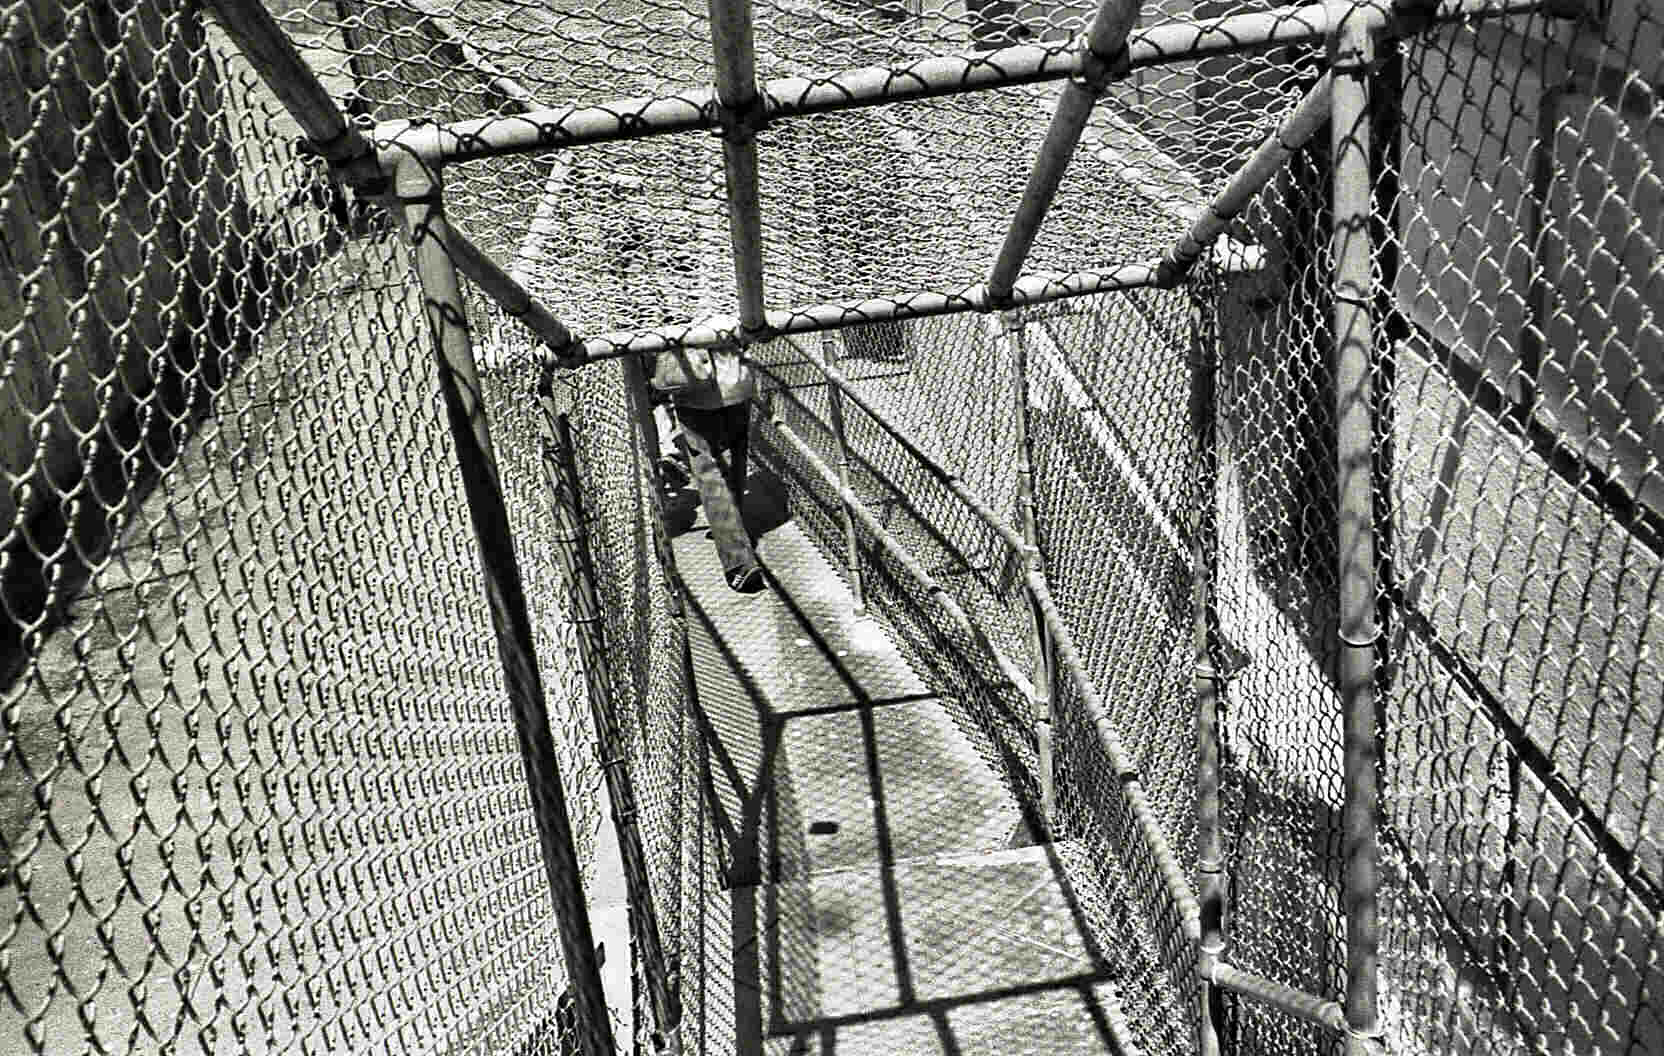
[1194,661,1220,683]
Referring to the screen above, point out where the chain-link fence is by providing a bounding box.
[6,0,1662,1054]
[1,2,610,1052]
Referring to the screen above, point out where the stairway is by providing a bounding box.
[667,471,1128,1055]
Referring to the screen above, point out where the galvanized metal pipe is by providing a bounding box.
[556,252,1269,365]
[987,0,1141,303]
[1023,572,1204,944]
[540,401,683,1055]
[708,0,768,334]
[768,411,1038,706]
[769,346,1031,561]
[1331,11,1383,1056]
[372,0,1553,165]
[202,0,380,188]
[815,335,867,613]
[1002,313,1057,826]
[443,225,579,355]
[1211,959,1348,1034]
[1159,72,1334,285]
[572,263,1178,363]
[1189,293,1227,1056]
[771,298,1208,960]
[394,156,614,1056]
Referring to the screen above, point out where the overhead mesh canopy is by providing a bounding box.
[267,0,1313,336]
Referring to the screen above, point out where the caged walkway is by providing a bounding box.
[666,466,1124,1054]
[3,0,1662,1054]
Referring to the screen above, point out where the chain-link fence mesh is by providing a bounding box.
[747,300,1203,1056]
[7,0,1664,1054]
[2,2,606,1053]
[246,0,1317,340]
[1370,7,1662,1054]
[1192,5,1662,1055]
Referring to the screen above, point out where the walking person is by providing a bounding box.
[652,341,766,593]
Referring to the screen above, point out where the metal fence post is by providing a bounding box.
[537,384,683,1055]
[1005,309,1056,827]
[1330,11,1384,1056]
[708,0,769,337]
[819,334,866,613]
[987,0,1140,303]
[393,154,616,1056]
[1189,283,1227,1056]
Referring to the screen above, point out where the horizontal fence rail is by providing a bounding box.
[372,0,1556,165]
[564,253,1267,363]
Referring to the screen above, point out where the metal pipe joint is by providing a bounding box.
[712,91,770,143]
[1072,38,1132,96]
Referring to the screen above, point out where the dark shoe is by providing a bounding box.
[726,566,766,594]
[658,458,690,492]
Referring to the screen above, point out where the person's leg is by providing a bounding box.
[653,402,690,491]
[675,403,759,584]
[720,400,750,506]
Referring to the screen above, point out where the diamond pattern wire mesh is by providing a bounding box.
[2,2,600,1053]
[1366,8,1663,1054]
[1205,97,1348,1056]
[257,0,1313,338]
[6,0,1664,1055]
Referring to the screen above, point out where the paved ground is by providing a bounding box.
[666,474,1130,1054]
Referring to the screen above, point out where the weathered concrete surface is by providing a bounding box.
[669,478,1127,1053]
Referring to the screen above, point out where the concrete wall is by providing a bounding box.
[1396,10,1664,514]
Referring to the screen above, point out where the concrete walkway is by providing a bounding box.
[668,472,1128,1055]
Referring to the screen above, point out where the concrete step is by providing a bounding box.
[672,496,1022,884]
[668,478,1122,1053]
[695,842,1128,1056]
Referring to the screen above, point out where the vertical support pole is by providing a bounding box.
[539,388,684,1055]
[819,334,866,613]
[1189,282,1228,1056]
[618,342,702,1032]
[394,156,616,1056]
[708,0,768,335]
[1330,12,1383,1056]
[1005,310,1056,827]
